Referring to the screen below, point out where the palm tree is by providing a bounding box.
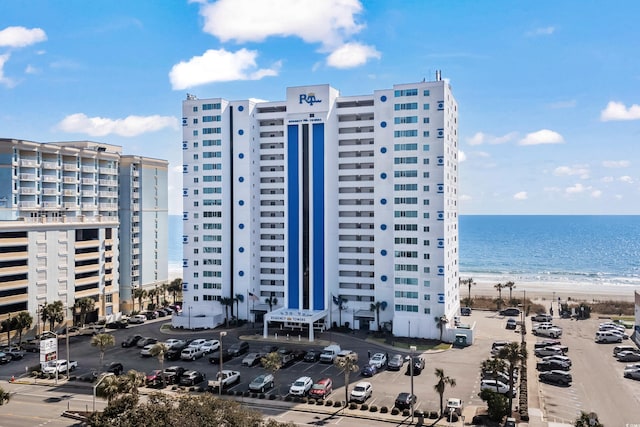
[220,297,233,326]
[91,333,115,371]
[1,316,14,346]
[575,411,603,427]
[481,358,507,393]
[333,295,348,327]
[265,295,278,312]
[159,283,169,306]
[260,351,283,393]
[334,354,359,406]
[97,373,122,403]
[132,288,147,313]
[168,278,182,305]
[494,283,505,311]
[434,368,456,416]
[369,301,387,332]
[147,288,157,310]
[150,343,169,385]
[497,341,526,414]
[14,311,33,346]
[75,297,95,326]
[234,293,244,321]
[41,301,65,331]
[504,281,516,303]
[463,277,476,303]
[120,369,145,397]
[434,315,448,342]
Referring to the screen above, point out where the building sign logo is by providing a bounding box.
[299,93,322,106]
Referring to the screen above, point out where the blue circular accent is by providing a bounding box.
[381,224,387,230]
[239,223,244,229]
[239,153,244,159]
[239,200,245,206]
[238,105,244,112]
[381,172,387,179]
[381,275,388,282]
[239,176,244,182]
[381,147,387,154]
[239,270,245,276]
[239,247,245,253]
[381,95,387,102]
[381,198,387,205]
[238,129,244,135]
[381,249,387,256]
[381,121,387,128]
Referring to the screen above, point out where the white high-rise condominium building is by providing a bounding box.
[178,76,459,340]
[0,139,167,328]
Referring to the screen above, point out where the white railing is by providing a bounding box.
[81,178,95,185]
[42,161,59,169]
[42,175,58,182]
[63,164,78,171]
[42,188,58,195]
[20,159,38,167]
[19,173,36,180]
[19,188,36,194]
[63,177,77,183]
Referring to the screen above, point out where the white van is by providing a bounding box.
[595,331,622,343]
[319,344,341,363]
[128,314,147,324]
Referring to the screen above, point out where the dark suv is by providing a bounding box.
[228,341,249,356]
[395,392,417,410]
[499,308,521,316]
[163,366,186,384]
[166,342,189,361]
[121,335,143,348]
[105,362,124,375]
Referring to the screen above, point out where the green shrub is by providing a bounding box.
[349,402,357,410]
[402,409,410,417]
[268,394,276,400]
[360,404,368,411]
[391,408,399,415]
[369,405,378,412]
[307,398,315,405]
[325,400,333,406]
[380,406,388,413]
[333,401,342,408]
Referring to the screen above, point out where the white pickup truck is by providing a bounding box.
[533,323,563,338]
[208,369,240,391]
[42,359,78,374]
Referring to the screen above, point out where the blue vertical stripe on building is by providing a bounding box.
[287,124,300,309]
[312,123,325,311]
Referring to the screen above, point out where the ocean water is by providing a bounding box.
[168,215,640,288]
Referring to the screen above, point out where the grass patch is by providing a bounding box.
[367,336,442,351]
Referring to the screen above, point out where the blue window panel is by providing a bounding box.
[312,123,325,310]
[287,125,300,309]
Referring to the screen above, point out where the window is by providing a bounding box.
[395,304,419,312]
[395,224,417,231]
[202,103,221,110]
[395,277,418,285]
[424,280,431,287]
[394,197,418,205]
[193,106,198,112]
[394,88,418,96]
[203,139,221,146]
[394,116,418,124]
[203,187,222,194]
[395,264,418,272]
[423,144,430,151]
[394,103,418,111]
[202,115,221,122]
[394,157,417,165]
[193,130,198,136]
[394,130,418,138]
[423,131,430,137]
[394,210,417,218]
[423,104,430,110]
[203,175,222,182]
[202,128,221,134]
[193,118,198,124]
[423,199,430,205]
[203,151,222,158]
[395,251,418,258]
[203,163,222,170]
[395,237,418,244]
[394,184,417,191]
[394,170,417,178]
[424,308,431,314]
[423,117,430,124]
[394,143,418,151]
[423,89,430,96]
[395,291,418,299]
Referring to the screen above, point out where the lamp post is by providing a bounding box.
[93,373,114,412]
[409,345,416,424]
[218,331,227,396]
[188,306,192,330]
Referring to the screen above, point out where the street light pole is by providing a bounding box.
[188,306,192,330]
[93,373,114,412]
[218,331,227,396]
[410,345,416,424]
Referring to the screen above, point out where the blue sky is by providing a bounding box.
[2,0,640,215]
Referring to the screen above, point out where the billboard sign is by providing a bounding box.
[40,337,58,364]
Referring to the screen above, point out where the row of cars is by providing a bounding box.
[530,314,574,387]
[0,346,26,364]
[595,321,630,343]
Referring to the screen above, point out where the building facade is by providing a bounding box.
[0,139,167,329]
[177,77,460,340]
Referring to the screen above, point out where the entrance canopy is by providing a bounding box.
[263,308,328,342]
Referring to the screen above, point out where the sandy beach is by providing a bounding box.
[463,278,639,303]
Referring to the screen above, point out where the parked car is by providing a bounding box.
[542,355,572,366]
[136,337,157,348]
[0,352,11,364]
[499,307,521,316]
[539,370,572,386]
[309,377,333,399]
[260,345,279,354]
[394,392,417,410]
[387,354,405,371]
[140,344,155,357]
[360,364,378,377]
[181,346,204,361]
[534,339,562,349]
[146,369,164,386]
[248,373,275,392]
[200,340,220,354]
[335,350,358,363]
[105,362,124,375]
[481,370,511,384]
[21,340,40,353]
[166,342,189,360]
[535,346,566,357]
[446,398,464,416]
[2,347,25,360]
[608,329,630,340]
[368,352,387,369]
[531,313,553,322]
[209,349,233,364]
[595,330,623,343]
[623,368,640,380]
[289,376,313,396]
[122,335,143,348]
[506,318,517,330]
[128,315,146,324]
[613,345,639,356]
[616,351,640,362]
[106,320,128,329]
[536,360,571,372]
[242,352,264,367]
[228,341,250,357]
[179,370,206,386]
[460,307,472,316]
[187,339,208,350]
[480,379,515,396]
[303,349,321,362]
[350,381,373,403]
[163,366,186,384]
[406,356,425,375]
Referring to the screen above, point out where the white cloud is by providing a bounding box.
[526,26,555,37]
[169,48,280,90]
[56,113,178,137]
[0,53,16,87]
[519,129,564,146]
[602,160,630,168]
[565,183,587,194]
[458,150,466,162]
[0,26,47,48]
[459,194,472,201]
[553,165,589,179]
[600,101,640,121]
[591,190,602,198]
[601,176,614,183]
[25,65,38,74]
[513,191,528,200]
[466,131,517,145]
[326,42,380,68]
[619,176,634,184]
[615,194,623,200]
[198,0,364,49]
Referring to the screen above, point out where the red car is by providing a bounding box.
[146,369,163,386]
[308,378,333,399]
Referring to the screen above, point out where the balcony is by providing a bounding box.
[64,202,78,208]
[42,188,58,195]
[82,166,97,173]
[63,189,77,196]
[18,201,37,208]
[63,177,78,184]
[43,201,59,209]
[82,190,95,197]
[81,204,98,210]
[132,170,139,177]
[42,161,59,169]
[100,203,118,210]
[19,187,37,195]
[19,173,36,181]
[81,178,96,185]
[42,175,58,182]
[99,191,118,198]
[63,164,78,171]
[99,179,117,186]
[99,167,117,175]
[20,159,38,167]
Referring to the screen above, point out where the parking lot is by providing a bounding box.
[2,311,640,425]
